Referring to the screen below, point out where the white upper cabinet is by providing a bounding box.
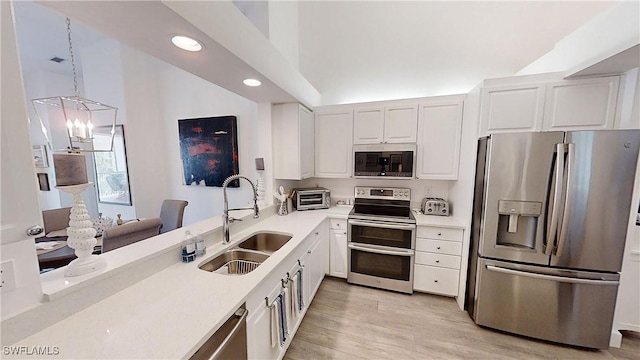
[479,74,621,136]
[543,76,620,130]
[273,103,314,180]
[315,109,353,178]
[416,96,464,180]
[353,104,418,144]
[353,107,384,144]
[480,83,546,135]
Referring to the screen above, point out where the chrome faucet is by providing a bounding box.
[221,175,260,244]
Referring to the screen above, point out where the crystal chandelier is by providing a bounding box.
[31,17,117,153]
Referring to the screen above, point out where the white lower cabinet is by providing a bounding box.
[306,228,327,302]
[246,281,282,360]
[246,224,327,360]
[329,219,348,279]
[413,226,464,297]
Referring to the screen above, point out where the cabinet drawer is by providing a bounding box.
[416,239,462,255]
[414,264,459,296]
[415,252,461,269]
[329,219,347,230]
[417,227,463,242]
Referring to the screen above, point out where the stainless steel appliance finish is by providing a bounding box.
[467,130,640,349]
[476,258,619,349]
[292,187,330,210]
[348,186,416,294]
[190,305,248,360]
[421,197,450,216]
[353,143,416,179]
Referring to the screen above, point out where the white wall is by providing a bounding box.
[117,45,262,226]
[268,1,299,70]
[517,1,639,76]
[82,39,136,221]
[1,0,43,321]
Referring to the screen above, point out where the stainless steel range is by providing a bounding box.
[347,186,416,294]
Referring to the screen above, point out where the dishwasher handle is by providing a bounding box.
[208,308,248,360]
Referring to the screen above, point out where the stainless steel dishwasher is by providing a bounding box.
[190,304,248,360]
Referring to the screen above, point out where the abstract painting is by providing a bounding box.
[178,116,239,187]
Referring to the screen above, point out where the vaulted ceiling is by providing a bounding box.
[13,1,617,106]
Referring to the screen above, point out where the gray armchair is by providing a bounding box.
[102,217,162,252]
[159,200,188,234]
[42,207,71,237]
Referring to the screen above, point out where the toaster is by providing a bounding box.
[421,197,450,216]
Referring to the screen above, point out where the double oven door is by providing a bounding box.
[347,218,415,294]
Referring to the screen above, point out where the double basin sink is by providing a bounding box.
[199,232,292,275]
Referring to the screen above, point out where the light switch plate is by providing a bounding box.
[1,260,17,293]
[424,186,433,197]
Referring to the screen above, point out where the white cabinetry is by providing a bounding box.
[353,104,418,144]
[479,74,620,136]
[328,219,348,279]
[273,103,314,180]
[414,226,464,297]
[245,224,327,360]
[305,227,327,302]
[416,96,464,180]
[314,110,353,178]
[543,76,620,130]
[480,83,546,134]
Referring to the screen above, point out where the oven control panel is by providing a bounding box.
[354,186,411,200]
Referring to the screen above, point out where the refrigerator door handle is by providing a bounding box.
[555,143,574,258]
[545,143,564,256]
[486,265,619,286]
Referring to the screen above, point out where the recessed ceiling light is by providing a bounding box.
[243,78,261,87]
[171,35,203,52]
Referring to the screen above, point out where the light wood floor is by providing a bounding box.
[284,277,640,360]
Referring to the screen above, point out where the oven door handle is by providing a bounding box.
[348,243,414,256]
[348,219,416,231]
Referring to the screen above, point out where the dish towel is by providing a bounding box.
[296,267,305,312]
[277,292,288,346]
[290,273,300,318]
[270,300,280,348]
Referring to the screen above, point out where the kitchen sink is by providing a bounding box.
[237,232,293,254]
[199,249,269,275]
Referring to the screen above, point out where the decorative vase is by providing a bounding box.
[57,183,106,277]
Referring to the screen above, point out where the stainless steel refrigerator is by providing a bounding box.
[466,130,640,349]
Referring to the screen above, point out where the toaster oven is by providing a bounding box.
[293,188,331,210]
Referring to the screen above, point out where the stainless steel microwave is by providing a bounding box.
[353,143,416,179]
[292,187,331,210]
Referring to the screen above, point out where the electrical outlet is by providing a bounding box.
[1,260,17,293]
[424,186,432,197]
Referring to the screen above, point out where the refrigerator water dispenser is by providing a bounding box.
[497,200,542,249]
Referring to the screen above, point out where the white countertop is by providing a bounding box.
[326,205,352,219]
[412,209,468,229]
[11,210,329,359]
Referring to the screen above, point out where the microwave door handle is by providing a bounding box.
[348,219,416,231]
[348,243,414,256]
[545,143,564,256]
[555,143,574,258]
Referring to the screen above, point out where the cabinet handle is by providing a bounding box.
[437,246,441,250]
[343,232,347,235]
[434,280,438,283]
[308,250,312,254]
[436,260,440,263]
[438,232,442,236]
[315,232,319,235]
